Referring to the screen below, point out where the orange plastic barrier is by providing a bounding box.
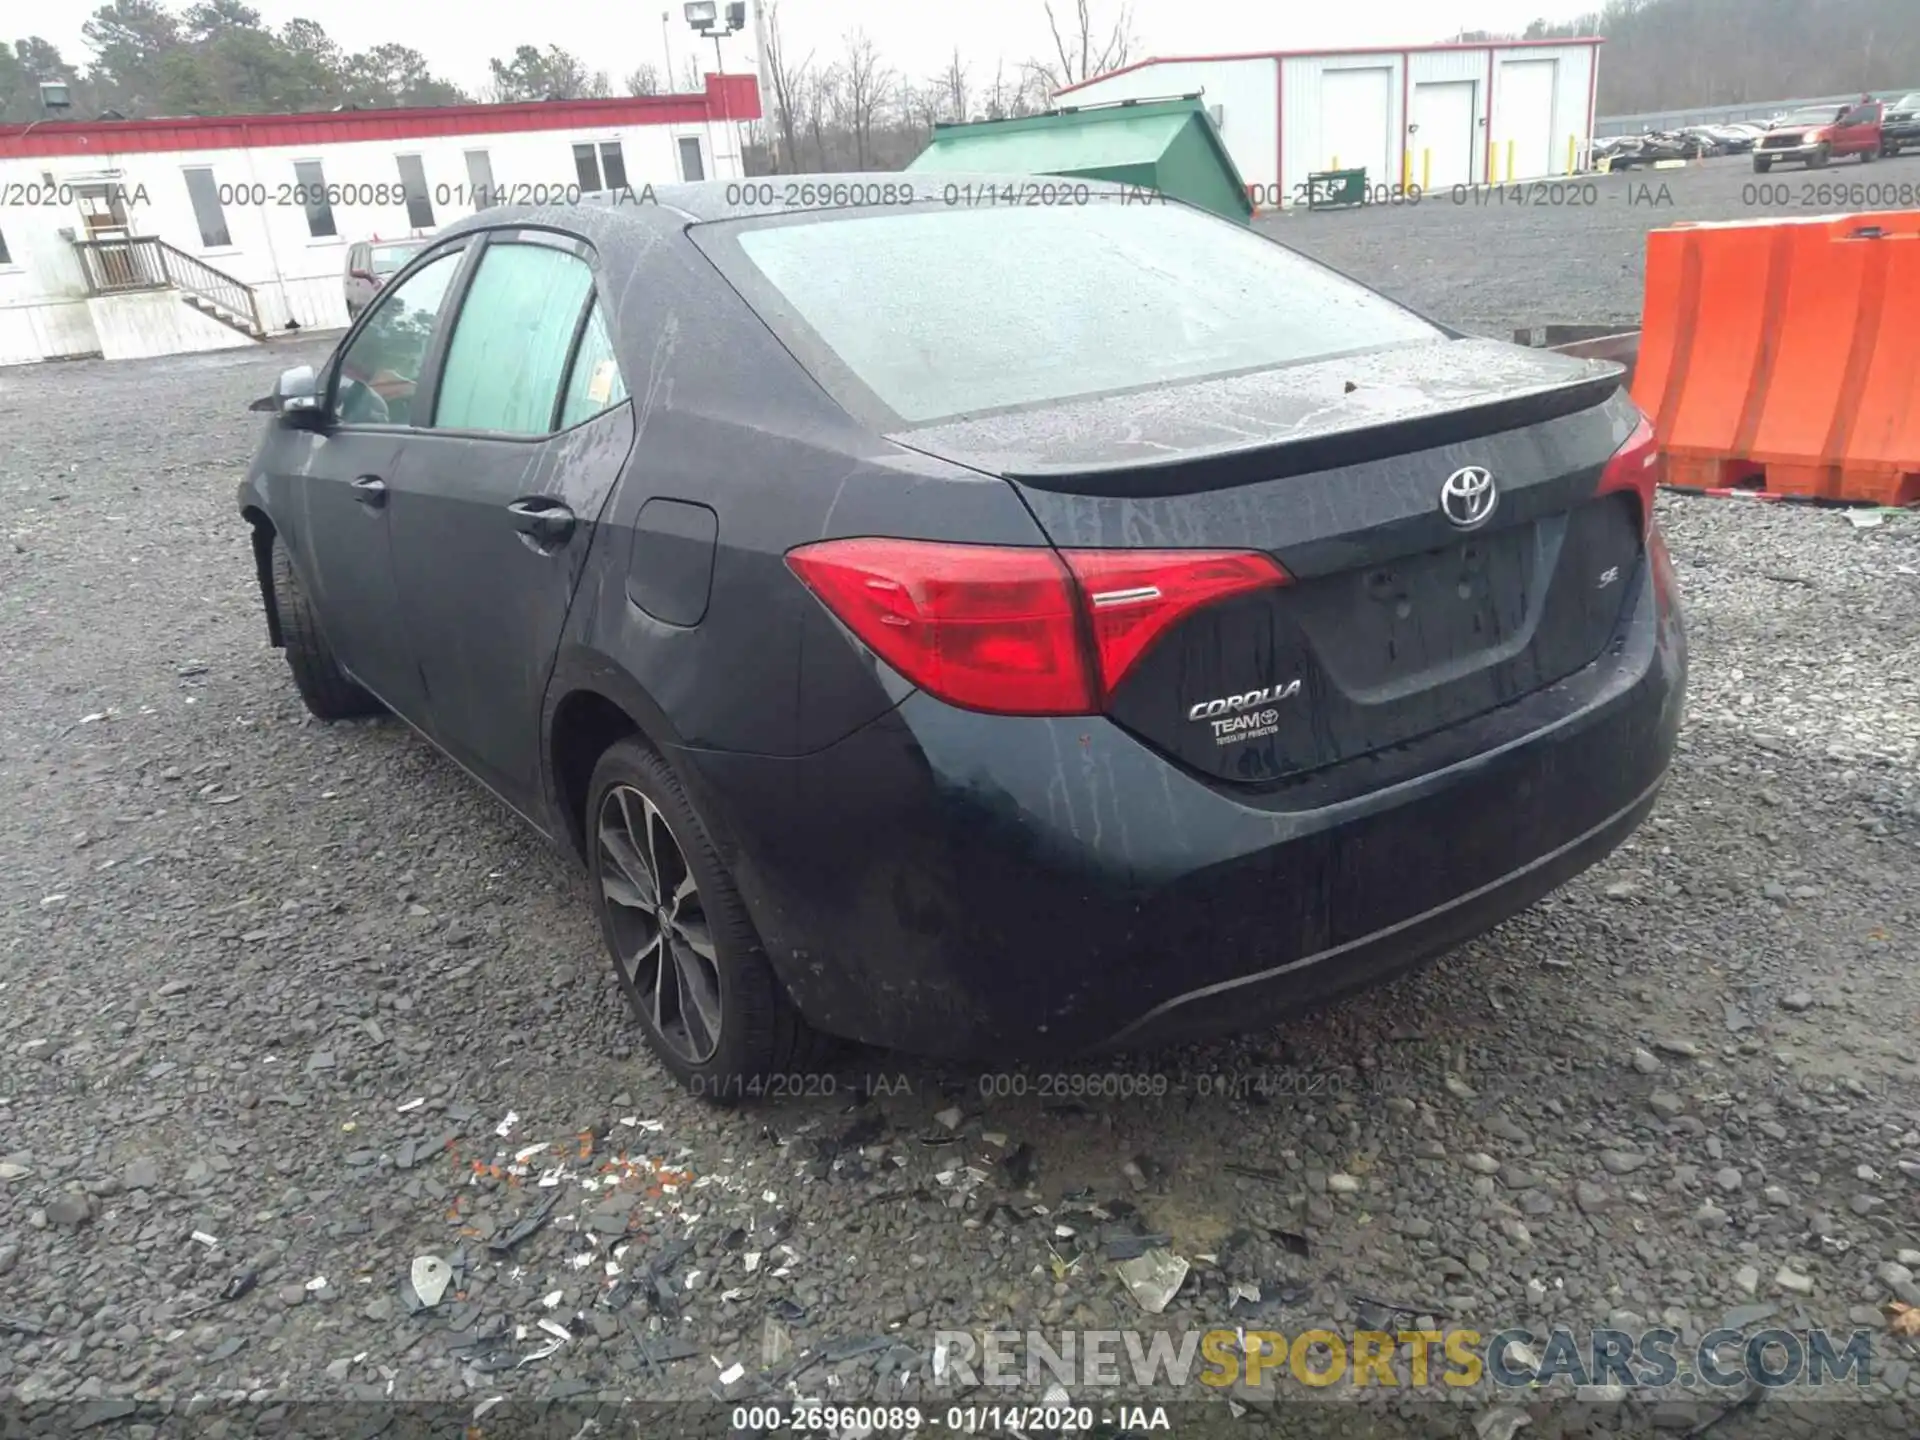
[1629,212,1920,506]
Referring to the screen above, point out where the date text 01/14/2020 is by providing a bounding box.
[728,1404,1172,1432]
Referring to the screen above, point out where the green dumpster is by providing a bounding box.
[906,95,1254,225]
[1304,169,1368,210]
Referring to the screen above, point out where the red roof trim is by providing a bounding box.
[0,74,760,160]
[1054,39,1605,97]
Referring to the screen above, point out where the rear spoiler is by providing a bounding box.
[1514,325,1640,389]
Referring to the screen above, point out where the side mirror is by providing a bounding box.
[248,364,326,428]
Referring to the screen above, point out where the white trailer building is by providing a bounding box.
[1053,39,1602,207]
[0,74,759,366]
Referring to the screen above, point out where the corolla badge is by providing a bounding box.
[1189,681,1300,747]
[1440,466,1499,529]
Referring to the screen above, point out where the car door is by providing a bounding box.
[285,241,472,719]
[383,229,635,815]
[1836,105,1872,154]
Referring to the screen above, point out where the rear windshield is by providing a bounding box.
[372,244,421,273]
[703,199,1444,426]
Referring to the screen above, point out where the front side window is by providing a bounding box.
[332,249,463,425]
[293,159,337,238]
[557,300,629,429]
[433,242,595,435]
[703,199,1444,426]
[183,167,231,247]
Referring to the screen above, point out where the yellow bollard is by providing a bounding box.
[1402,149,1411,189]
[1567,135,1577,174]
[1331,155,1340,170]
[1505,139,1515,183]
[1422,148,1431,192]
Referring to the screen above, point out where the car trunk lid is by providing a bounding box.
[890,337,1648,787]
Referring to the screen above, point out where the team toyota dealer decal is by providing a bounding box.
[1189,681,1302,745]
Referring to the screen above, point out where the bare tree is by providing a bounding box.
[624,62,660,95]
[760,0,810,173]
[941,46,969,123]
[1032,0,1133,91]
[801,64,836,169]
[837,28,893,168]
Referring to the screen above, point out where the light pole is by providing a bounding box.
[684,1,747,178]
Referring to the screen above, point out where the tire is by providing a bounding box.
[586,737,829,1099]
[1861,145,1876,163]
[1753,157,1772,173]
[1810,144,1831,169]
[270,537,381,720]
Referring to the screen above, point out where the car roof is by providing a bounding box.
[431,170,1144,238]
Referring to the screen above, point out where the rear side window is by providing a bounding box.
[433,242,595,435]
[557,300,629,428]
[709,200,1443,425]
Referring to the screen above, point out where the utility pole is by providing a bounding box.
[751,0,778,172]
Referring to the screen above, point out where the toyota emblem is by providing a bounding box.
[1440,466,1498,529]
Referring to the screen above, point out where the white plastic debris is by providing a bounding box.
[981,1131,1008,1147]
[685,1269,703,1290]
[541,1289,564,1309]
[537,1318,571,1342]
[304,1275,328,1292]
[934,1106,963,1130]
[717,1362,745,1386]
[744,1252,761,1273]
[514,1142,549,1163]
[1228,1280,1261,1306]
[396,1097,425,1113]
[1847,510,1886,529]
[568,1254,595,1271]
[1115,1250,1189,1314]
[190,1231,219,1249]
[762,1190,778,1204]
[721,1288,747,1303]
[80,712,108,725]
[473,1398,504,1421]
[1054,1225,1075,1239]
[494,1110,520,1138]
[410,1255,452,1309]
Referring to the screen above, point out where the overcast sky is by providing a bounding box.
[37,0,1606,98]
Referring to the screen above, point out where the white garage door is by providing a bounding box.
[1411,80,1478,189]
[1494,59,1558,181]
[1319,67,1393,184]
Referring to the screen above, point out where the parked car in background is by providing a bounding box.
[1702,124,1759,154]
[238,178,1685,1094]
[344,237,431,319]
[1883,93,1920,155]
[1755,101,1884,170]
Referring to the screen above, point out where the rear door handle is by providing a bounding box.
[351,475,387,509]
[508,497,576,548]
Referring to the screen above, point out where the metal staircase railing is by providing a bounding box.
[72,236,264,338]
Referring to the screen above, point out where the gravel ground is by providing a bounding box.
[2,235,1919,1438]
[1267,151,1920,336]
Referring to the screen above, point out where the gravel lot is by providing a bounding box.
[1268,151,1920,335]
[3,190,1919,1437]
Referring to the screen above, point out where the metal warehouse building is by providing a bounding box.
[1053,39,1602,202]
[0,75,758,367]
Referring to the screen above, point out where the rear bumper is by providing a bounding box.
[676,539,1686,1061]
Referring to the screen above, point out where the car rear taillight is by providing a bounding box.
[1595,414,1662,537]
[785,538,1289,716]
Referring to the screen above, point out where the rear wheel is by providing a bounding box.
[586,738,827,1099]
[270,537,380,720]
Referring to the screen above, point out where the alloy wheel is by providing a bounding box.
[596,783,723,1064]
